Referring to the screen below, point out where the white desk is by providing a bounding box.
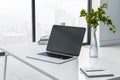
[0,43,120,80]
[79,45,120,80]
[0,43,79,80]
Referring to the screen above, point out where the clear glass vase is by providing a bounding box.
[89,29,98,58]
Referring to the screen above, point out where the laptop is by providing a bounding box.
[27,25,86,64]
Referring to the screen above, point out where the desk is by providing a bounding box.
[1,43,120,80]
[0,43,79,80]
[79,45,120,80]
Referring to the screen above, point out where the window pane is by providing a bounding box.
[0,0,32,45]
[36,0,88,43]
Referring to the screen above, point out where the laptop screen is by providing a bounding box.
[47,25,86,56]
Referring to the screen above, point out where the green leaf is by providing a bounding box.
[79,2,116,33]
[100,3,108,9]
[109,25,116,33]
[80,9,86,17]
[101,16,107,22]
[108,19,112,25]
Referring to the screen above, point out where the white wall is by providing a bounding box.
[92,0,120,46]
[100,0,120,46]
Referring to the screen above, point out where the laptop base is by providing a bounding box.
[38,52,72,60]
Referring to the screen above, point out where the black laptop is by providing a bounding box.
[27,25,86,64]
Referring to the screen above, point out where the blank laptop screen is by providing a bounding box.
[47,25,86,56]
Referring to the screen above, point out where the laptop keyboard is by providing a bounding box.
[38,52,72,60]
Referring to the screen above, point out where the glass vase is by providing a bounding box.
[89,29,98,58]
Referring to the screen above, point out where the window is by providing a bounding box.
[35,0,90,44]
[0,0,32,45]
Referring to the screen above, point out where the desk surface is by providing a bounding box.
[0,43,120,80]
[0,43,79,80]
[79,45,120,80]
